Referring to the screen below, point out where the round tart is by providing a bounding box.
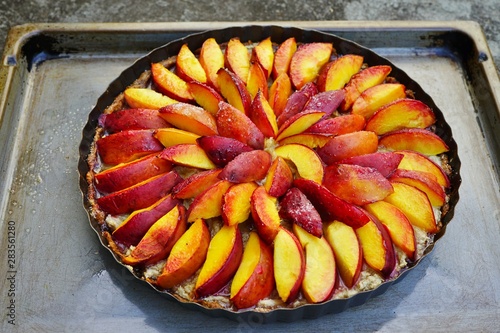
[79,26,461,321]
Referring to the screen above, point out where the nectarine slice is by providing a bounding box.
[176,43,207,83]
[268,72,292,116]
[151,62,193,102]
[272,37,297,79]
[252,37,274,79]
[280,187,323,238]
[219,150,272,183]
[172,169,222,199]
[222,182,258,226]
[289,42,333,90]
[351,83,406,119]
[159,102,218,136]
[187,81,224,115]
[186,180,232,222]
[250,90,279,138]
[306,114,366,136]
[274,143,324,184]
[380,128,449,155]
[389,169,446,206]
[217,67,252,115]
[160,144,216,170]
[196,135,253,166]
[99,108,169,133]
[154,128,200,147]
[396,150,450,187]
[263,156,294,197]
[317,54,364,92]
[199,37,224,89]
[317,131,378,165]
[251,186,282,244]
[224,37,250,83]
[124,88,178,110]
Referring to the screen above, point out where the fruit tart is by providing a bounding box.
[80,26,460,320]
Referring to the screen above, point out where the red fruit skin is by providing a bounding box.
[279,188,323,237]
[99,108,169,133]
[277,82,318,127]
[197,135,253,167]
[219,150,272,183]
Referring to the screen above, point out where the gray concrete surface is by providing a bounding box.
[0,0,499,71]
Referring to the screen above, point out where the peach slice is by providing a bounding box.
[187,180,232,223]
[124,88,178,110]
[324,221,362,288]
[365,98,436,135]
[252,37,274,78]
[195,224,243,298]
[160,144,216,170]
[294,178,370,229]
[389,169,446,207]
[338,152,403,178]
[222,182,258,226]
[272,37,297,79]
[216,101,265,149]
[280,187,323,237]
[364,201,416,260]
[384,181,438,233]
[277,82,318,127]
[196,135,253,166]
[251,186,282,244]
[263,156,294,198]
[250,90,279,138]
[274,143,324,184]
[224,37,250,83]
[172,169,222,199]
[217,68,252,115]
[340,65,392,111]
[355,218,396,277]
[219,150,272,183]
[154,128,200,147]
[121,205,186,266]
[317,54,364,92]
[380,129,449,155]
[151,62,193,102]
[277,133,331,149]
[96,170,181,216]
[351,83,407,119]
[289,42,333,90]
[276,111,326,141]
[155,218,210,289]
[230,231,275,309]
[94,153,171,194]
[396,150,450,187]
[317,131,379,165]
[306,114,366,136]
[273,227,306,303]
[303,89,346,118]
[159,102,218,136]
[96,129,164,165]
[112,194,180,247]
[176,43,207,83]
[293,224,337,303]
[99,108,170,133]
[268,72,292,116]
[187,81,224,115]
[246,61,268,100]
[322,163,394,206]
[199,37,224,89]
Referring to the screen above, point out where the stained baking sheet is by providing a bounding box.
[0,21,499,332]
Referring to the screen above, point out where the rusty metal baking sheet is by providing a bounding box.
[0,21,499,332]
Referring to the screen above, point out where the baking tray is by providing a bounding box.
[0,21,499,332]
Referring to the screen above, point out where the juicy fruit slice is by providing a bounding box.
[216,101,265,149]
[199,37,224,89]
[156,218,210,289]
[176,44,207,83]
[250,90,279,138]
[251,186,282,244]
[159,103,217,136]
[276,111,325,141]
[277,82,318,127]
[274,143,324,184]
[196,135,253,166]
[278,133,331,149]
[324,221,362,288]
[289,42,333,90]
[219,150,272,183]
[272,37,297,79]
[160,144,216,169]
[389,169,446,206]
[396,150,450,187]
[339,152,403,178]
[280,188,323,238]
[384,181,438,233]
[151,62,193,102]
[124,88,178,109]
[217,68,252,115]
[222,182,258,226]
[94,153,171,194]
[364,201,416,260]
[187,81,224,115]
[187,180,232,222]
[273,227,306,303]
[224,37,250,83]
[246,61,268,100]
[195,224,243,298]
[293,224,337,303]
[154,128,200,147]
[303,90,346,118]
[230,231,274,309]
[317,54,364,91]
[97,171,181,216]
[99,108,169,133]
[317,131,379,165]
[322,163,394,206]
[112,195,180,247]
[306,114,366,136]
[294,178,370,229]
[365,98,436,135]
[268,72,292,116]
[172,169,222,199]
[351,83,406,119]
[263,156,294,198]
[355,218,396,277]
[380,129,449,155]
[252,37,274,78]
[96,129,164,165]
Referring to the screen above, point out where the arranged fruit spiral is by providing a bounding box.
[87,35,454,311]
